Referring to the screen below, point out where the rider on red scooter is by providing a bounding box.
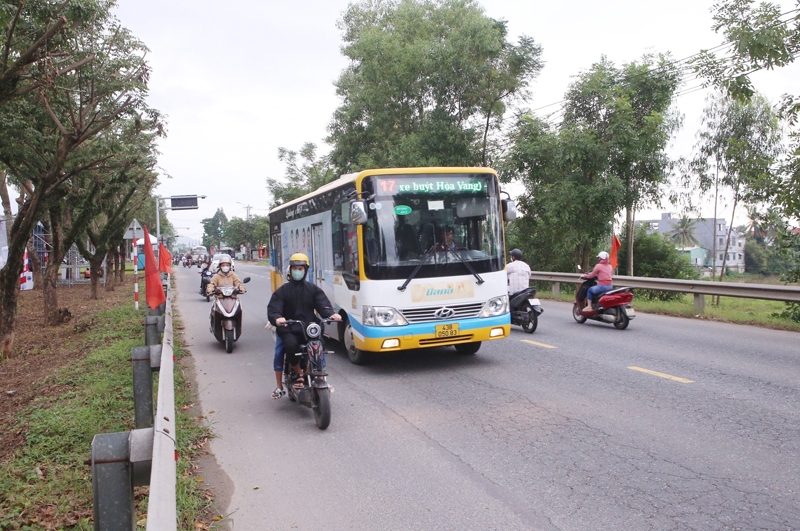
[581,251,614,312]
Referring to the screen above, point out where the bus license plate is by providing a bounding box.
[435,323,459,338]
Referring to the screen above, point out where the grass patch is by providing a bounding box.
[0,304,217,530]
[0,305,141,530]
[536,287,800,332]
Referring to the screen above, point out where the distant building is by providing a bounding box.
[638,213,745,275]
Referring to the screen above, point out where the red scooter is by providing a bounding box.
[572,278,635,330]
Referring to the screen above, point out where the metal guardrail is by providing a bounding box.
[90,275,176,530]
[529,271,800,312]
[147,287,176,530]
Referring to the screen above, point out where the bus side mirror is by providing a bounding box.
[502,199,517,221]
[350,200,368,225]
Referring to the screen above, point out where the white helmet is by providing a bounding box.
[597,251,609,260]
[218,254,232,265]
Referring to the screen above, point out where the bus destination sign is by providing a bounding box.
[376,176,485,195]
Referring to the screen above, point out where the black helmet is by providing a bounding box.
[510,248,523,261]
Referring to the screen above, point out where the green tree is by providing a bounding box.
[692,0,800,319]
[670,215,700,248]
[0,2,155,352]
[690,92,781,282]
[252,215,271,249]
[223,217,255,249]
[502,55,680,271]
[619,224,700,300]
[202,208,228,248]
[266,143,336,208]
[0,1,103,105]
[328,0,542,173]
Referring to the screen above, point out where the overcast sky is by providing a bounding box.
[111,0,800,243]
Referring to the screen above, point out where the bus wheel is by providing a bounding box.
[343,321,369,365]
[455,342,481,355]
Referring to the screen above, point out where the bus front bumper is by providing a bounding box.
[352,315,510,352]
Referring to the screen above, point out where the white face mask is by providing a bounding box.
[221,266,230,273]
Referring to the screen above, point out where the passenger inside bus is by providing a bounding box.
[395,218,418,260]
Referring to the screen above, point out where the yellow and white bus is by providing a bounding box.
[268,167,516,364]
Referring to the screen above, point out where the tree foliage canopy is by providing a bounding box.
[202,208,228,248]
[265,143,336,209]
[501,55,680,270]
[327,0,542,173]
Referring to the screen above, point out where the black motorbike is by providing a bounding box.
[509,287,543,333]
[281,318,335,430]
[199,267,213,301]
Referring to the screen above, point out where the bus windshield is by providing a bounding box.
[362,172,505,280]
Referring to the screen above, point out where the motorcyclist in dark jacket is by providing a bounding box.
[267,253,341,399]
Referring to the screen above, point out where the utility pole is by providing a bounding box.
[238,202,252,220]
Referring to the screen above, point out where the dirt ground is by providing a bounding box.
[0,280,130,461]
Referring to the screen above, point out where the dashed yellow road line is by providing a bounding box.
[521,339,557,349]
[628,366,694,384]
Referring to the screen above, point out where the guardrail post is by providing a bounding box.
[91,428,154,531]
[694,293,705,314]
[91,432,135,530]
[144,312,164,346]
[130,428,154,488]
[150,344,162,372]
[552,282,560,298]
[132,346,154,429]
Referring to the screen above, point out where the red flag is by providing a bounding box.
[610,234,621,270]
[142,225,166,310]
[158,242,174,274]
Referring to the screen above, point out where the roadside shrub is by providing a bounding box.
[620,224,700,301]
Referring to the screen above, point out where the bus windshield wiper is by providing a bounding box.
[397,246,484,291]
[446,248,484,285]
[397,244,437,291]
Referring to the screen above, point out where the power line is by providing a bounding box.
[526,9,800,129]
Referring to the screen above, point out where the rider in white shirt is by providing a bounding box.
[506,248,531,295]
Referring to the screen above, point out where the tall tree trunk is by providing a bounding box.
[0,269,19,357]
[42,210,69,325]
[0,183,47,354]
[0,171,12,240]
[626,208,635,276]
[42,258,69,325]
[711,164,720,305]
[114,243,123,284]
[89,252,105,300]
[105,247,116,292]
[481,108,492,166]
[717,194,739,283]
[26,239,43,290]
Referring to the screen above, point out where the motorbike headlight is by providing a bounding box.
[306,323,321,339]
[363,306,408,326]
[480,295,508,317]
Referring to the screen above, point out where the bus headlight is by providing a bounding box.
[363,306,408,326]
[480,295,508,317]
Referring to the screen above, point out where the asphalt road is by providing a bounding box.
[173,263,800,531]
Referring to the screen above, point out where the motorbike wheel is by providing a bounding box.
[225,329,234,353]
[343,321,369,365]
[521,304,538,334]
[454,342,481,355]
[614,309,630,330]
[572,303,587,323]
[313,387,331,430]
[206,293,210,302]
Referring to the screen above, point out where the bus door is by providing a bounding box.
[311,223,323,287]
